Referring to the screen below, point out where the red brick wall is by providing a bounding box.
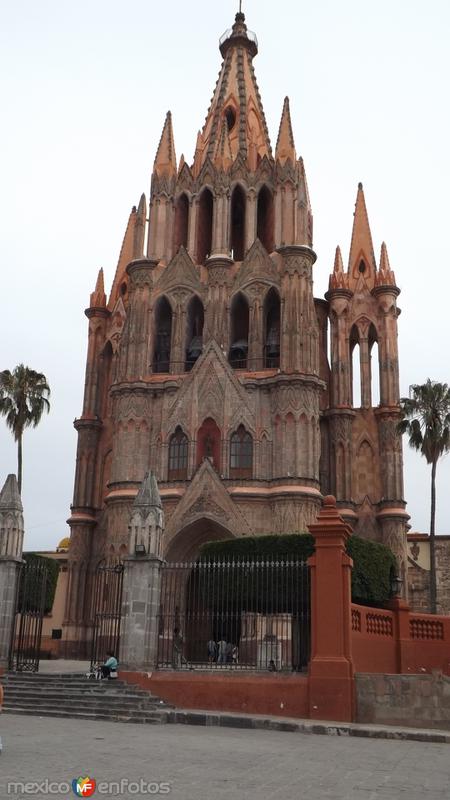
[120,670,309,719]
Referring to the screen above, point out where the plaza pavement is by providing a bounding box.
[0,713,449,800]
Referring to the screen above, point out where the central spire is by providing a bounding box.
[195,13,271,175]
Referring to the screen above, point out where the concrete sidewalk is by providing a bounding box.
[161,707,450,744]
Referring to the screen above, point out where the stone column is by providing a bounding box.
[120,471,164,671]
[307,495,354,722]
[0,475,24,669]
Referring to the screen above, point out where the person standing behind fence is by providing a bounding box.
[172,627,184,669]
[207,638,217,664]
[217,637,227,664]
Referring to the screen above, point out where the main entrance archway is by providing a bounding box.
[164,518,236,563]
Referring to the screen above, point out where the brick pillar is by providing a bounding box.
[307,495,355,722]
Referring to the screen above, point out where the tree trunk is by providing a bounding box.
[429,459,437,614]
[17,433,22,495]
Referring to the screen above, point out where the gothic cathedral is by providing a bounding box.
[65,13,408,654]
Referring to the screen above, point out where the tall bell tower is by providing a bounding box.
[325,183,409,582]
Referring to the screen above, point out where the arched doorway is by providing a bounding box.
[159,520,237,666]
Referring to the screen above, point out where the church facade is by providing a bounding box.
[65,13,409,653]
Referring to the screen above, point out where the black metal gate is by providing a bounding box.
[9,558,48,673]
[157,557,311,671]
[90,560,124,671]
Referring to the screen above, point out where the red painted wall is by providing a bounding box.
[120,670,309,719]
[351,604,450,675]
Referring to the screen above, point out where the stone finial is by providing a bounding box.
[328,246,349,291]
[375,241,397,288]
[0,474,24,559]
[153,111,177,178]
[347,182,377,289]
[134,471,162,510]
[275,97,296,165]
[128,472,164,558]
[89,268,106,308]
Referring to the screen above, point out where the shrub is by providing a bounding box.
[200,533,396,608]
[19,553,60,615]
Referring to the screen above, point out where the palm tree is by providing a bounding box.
[398,379,450,614]
[0,364,51,494]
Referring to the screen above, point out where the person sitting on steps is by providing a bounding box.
[100,651,118,679]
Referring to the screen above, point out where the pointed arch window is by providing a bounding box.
[185,295,204,372]
[229,292,249,369]
[264,287,280,368]
[369,323,380,406]
[230,425,253,478]
[168,427,189,480]
[197,188,214,265]
[257,185,274,253]
[174,193,190,252]
[153,296,172,373]
[230,185,246,261]
[350,325,361,408]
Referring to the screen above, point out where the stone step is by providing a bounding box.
[3,675,128,684]
[3,686,160,699]
[3,702,167,716]
[2,680,146,692]
[2,706,169,724]
[4,695,169,710]
[4,673,92,680]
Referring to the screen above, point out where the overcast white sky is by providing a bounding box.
[1,0,449,551]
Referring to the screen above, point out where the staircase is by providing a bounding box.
[1,673,173,724]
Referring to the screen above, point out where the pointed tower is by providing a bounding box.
[325,184,408,590]
[275,97,296,165]
[347,183,377,291]
[148,112,178,264]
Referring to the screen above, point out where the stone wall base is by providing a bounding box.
[356,672,450,730]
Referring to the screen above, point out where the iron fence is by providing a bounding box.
[9,559,48,673]
[90,560,124,671]
[157,557,310,672]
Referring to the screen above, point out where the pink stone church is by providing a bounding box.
[65,12,408,655]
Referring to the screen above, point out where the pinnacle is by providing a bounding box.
[192,130,204,177]
[376,241,397,287]
[137,193,146,214]
[334,246,344,273]
[328,246,349,291]
[0,474,22,512]
[348,182,376,276]
[214,119,233,170]
[90,268,106,308]
[154,111,177,177]
[134,471,162,509]
[380,241,391,272]
[275,96,296,165]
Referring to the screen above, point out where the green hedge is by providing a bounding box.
[20,554,60,615]
[200,533,397,608]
